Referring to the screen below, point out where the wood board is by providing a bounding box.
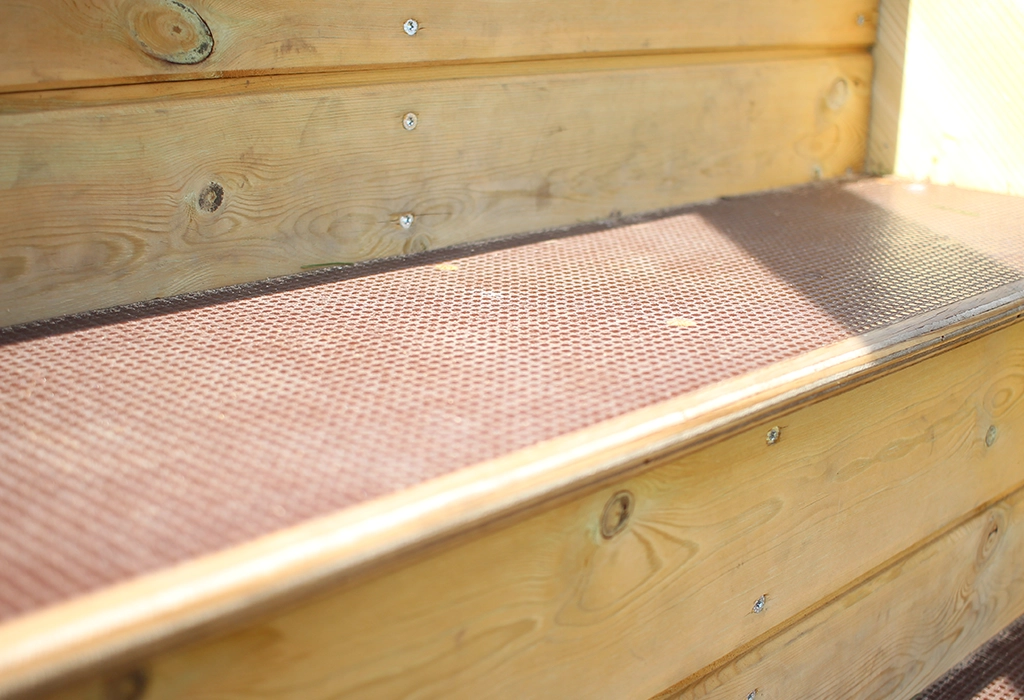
[0,52,871,327]
[28,317,1024,699]
[0,0,878,93]
[865,0,909,175]
[661,488,1024,699]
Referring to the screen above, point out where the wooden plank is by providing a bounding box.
[865,0,909,175]
[25,317,1024,699]
[0,52,871,327]
[660,488,1024,700]
[0,0,879,94]
[867,0,1024,194]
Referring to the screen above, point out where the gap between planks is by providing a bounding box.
[0,45,872,114]
[0,0,877,95]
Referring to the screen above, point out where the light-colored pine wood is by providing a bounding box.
[0,0,878,93]
[865,0,910,175]
[661,488,1024,699]
[867,0,1024,194]
[0,52,871,327]
[22,316,1024,699]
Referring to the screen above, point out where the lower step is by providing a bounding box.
[917,612,1024,700]
[662,486,1024,700]
[36,319,1024,699]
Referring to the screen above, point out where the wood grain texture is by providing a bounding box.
[865,0,909,174]
[869,0,1024,193]
[30,318,1024,700]
[661,489,1024,700]
[0,52,871,327]
[0,0,878,93]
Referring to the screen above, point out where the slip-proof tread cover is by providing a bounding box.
[2,178,1024,622]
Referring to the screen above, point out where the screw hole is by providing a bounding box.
[752,594,767,614]
[104,669,148,700]
[601,491,634,539]
[765,426,781,446]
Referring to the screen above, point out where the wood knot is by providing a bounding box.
[600,491,634,539]
[104,669,148,700]
[826,78,850,110]
[197,182,224,212]
[126,0,214,65]
[977,512,1005,565]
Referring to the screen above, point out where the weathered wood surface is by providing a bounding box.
[0,52,871,327]
[662,489,1024,699]
[0,0,878,93]
[32,319,1024,699]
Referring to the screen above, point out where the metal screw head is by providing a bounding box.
[752,594,767,614]
[857,14,866,25]
[600,491,634,539]
[399,213,415,229]
[747,692,758,700]
[403,112,418,130]
[404,18,419,35]
[986,425,998,447]
[765,426,781,446]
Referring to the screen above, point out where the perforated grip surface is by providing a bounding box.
[2,179,1024,622]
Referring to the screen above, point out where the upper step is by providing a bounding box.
[3,176,1024,619]
[2,177,1024,695]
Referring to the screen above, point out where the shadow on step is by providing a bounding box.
[699,182,1024,336]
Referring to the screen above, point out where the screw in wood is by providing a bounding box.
[857,14,866,25]
[399,213,415,229]
[404,19,419,35]
[986,425,998,447]
[403,112,419,131]
[765,426,781,446]
[752,594,767,614]
[600,491,634,539]
[747,692,758,700]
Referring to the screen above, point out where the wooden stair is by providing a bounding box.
[3,178,1024,698]
[5,1,1024,697]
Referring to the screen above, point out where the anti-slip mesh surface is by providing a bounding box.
[2,179,1024,622]
[916,614,1024,700]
